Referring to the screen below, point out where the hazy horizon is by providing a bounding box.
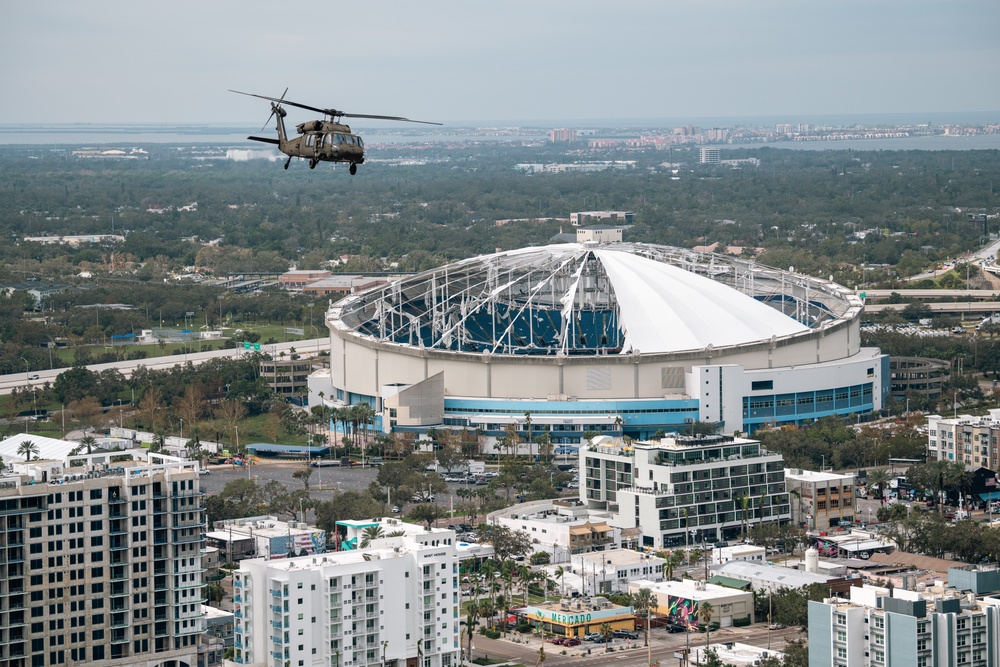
[2,1,998,126]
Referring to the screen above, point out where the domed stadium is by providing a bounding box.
[319,243,886,443]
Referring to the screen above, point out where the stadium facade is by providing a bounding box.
[319,243,888,444]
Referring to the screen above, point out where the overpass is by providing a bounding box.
[0,338,328,396]
[860,289,1000,301]
[864,301,1000,315]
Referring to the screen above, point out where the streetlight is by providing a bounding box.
[180,418,184,440]
[20,357,29,385]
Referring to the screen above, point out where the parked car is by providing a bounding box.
[563,638,581,646]
[459,523,473,533]
[583,632,602,642]
[613,630,639,639]
[666,623,687,633]
[768,623,786,630]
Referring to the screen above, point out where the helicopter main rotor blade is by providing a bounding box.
[341,112,442,126]
[230,90,441,125]
[229,89,333,116]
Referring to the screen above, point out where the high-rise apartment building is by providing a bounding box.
[233,519,460,667]
[0,448,205,667]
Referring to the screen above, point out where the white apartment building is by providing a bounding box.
[808,584,1000,667]
[581,434,790,550]
[0,445,206,667]
[927,410,1000,469]
[233,519,460,667]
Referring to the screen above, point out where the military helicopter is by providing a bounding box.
[230,89,441,173]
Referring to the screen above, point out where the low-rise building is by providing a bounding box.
[783,468,855,530]
[233,519,460,667]
[489,499,620,562]
[628,579,754,629]
[710,558,857,596]
[569,210,634,227]
[576,225,623,244]
[570,549,666,595]
[522,597,636,638]
[277,269,332,290]
[207,516,327,562]
[710,544,766,565]
[301,275,388,298]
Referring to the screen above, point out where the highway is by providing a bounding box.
[864,301,1000,314]
[0,337,328,396]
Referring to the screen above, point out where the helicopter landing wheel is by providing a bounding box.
[309,159,318,169]
[284,157,292,170]
[349,163,357,175]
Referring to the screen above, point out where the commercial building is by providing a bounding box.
[206,516,327,563]
[710,558,857,595]
[318,243,887,446]
[277,270,332,291]
[233,519,459,667]
[628,579,753,629]
[569,211,633,226]
[0,448,206,667]
[569,549,666,595]
[488,499,619,562]
[808,584,1000,667]
[575,225,623,244]
[301,276,388,299]
[783,468,855,530]
[521,597,636,638]
[710,544,766,565]
[580,434,791,549]
[927,410,1000,469]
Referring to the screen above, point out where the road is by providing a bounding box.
[0,337,328,396]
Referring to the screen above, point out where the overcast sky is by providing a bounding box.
[2,1,998,126]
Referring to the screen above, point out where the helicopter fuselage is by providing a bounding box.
[287,120,365,165]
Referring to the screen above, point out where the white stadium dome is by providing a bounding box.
[320,243,885,440]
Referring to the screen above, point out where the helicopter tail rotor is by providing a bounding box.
[259,87,290,132]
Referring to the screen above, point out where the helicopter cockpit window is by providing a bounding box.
[357,136,364,147]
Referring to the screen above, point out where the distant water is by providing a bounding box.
[1,121,999,151]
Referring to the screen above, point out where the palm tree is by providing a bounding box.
[534,644,546,667]
[359,525,385,548]
[17,439,39,461]
[867,468,891,507]
[632,587,655,647]
[698,601,715,651]
[737,494,750,539]
[80,435,97,455]
[463,604,479,663]
[600,622,613,652]
[554,566,566,598]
